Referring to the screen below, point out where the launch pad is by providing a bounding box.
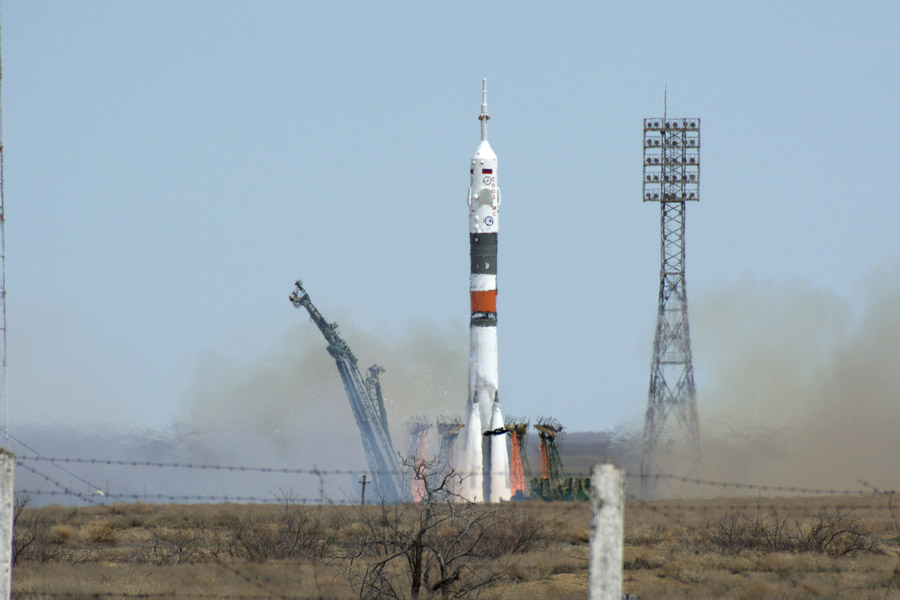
[287,85,705,504]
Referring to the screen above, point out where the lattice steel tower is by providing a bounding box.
[640,112,701,499]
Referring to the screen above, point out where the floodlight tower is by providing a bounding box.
[640,112,701,499]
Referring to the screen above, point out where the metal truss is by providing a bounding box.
[640,117,701,499]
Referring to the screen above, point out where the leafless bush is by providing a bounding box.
[792,508,877,555]
[226,499,330,562]
[149,529,202,565]
[477,509,548,558]
[340,458,519,600]
[12,495,66,564]
[693,505,877,557]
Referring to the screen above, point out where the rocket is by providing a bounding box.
[461,80,511,502]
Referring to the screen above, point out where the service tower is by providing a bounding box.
[640,111,702,499]
[461,80,511,502]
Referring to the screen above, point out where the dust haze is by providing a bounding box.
[13,321,467,503]
[13,262,900,502]
[659,263,900,493]
[180,321,468,469]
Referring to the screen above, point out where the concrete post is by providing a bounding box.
[0,449,13,600]
[588,462,624,600]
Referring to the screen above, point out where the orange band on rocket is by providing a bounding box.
[470,290,497,313]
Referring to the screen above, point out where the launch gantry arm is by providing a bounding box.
[289,282,347,354]
[289,281,405,503]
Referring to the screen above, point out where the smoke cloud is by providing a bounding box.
[14,261,900,503]
[560,263,900,498]
[180,320,468,468]
[683,263,900,492]
[13,320,468,504]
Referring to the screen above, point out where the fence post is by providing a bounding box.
[588,461,624,600]
[0,449,13,600]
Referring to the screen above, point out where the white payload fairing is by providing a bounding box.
[460,80,511,503]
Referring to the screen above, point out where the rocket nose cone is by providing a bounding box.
[473,140,497,160]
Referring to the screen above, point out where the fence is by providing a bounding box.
[13,452,894,506]
[5,445,900,600]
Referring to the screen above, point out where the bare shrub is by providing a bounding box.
[693,505,877,557]
[477,508,548,557]
[12,495,61,564]
[340,459,517,600]
[12,495,39,565]
[227,502,329,562]
[12,495,79,564]
[792,507,877,555]
[150,528,202,565]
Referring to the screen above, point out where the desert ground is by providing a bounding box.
[11,490,900,599]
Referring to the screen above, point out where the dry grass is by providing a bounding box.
[11,494,900,599]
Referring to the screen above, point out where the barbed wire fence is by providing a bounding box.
[12,452,899,507]
[6,444,900,600]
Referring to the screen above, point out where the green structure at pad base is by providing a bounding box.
[529,476,591,501]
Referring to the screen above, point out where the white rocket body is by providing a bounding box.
[468,140,499,237]
[460,80,510,502]
[460,399,483,501]
[489,402,511,502]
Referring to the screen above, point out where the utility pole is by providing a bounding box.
[0,2,9,448]
[640,109,702,499]
[359,475,368,505]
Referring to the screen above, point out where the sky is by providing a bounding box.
[4,1,900,474]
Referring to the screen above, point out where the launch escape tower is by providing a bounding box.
[640,113,702,499]
[289,281,405,503]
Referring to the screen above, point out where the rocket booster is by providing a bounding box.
[461,400,483,501]
[462,80,510,502]
[489,401,511,502]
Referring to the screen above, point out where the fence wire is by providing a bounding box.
[15,453,897,503]
[10,451,900,600]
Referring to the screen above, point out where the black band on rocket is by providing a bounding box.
[471,313,497,327]
[470,233,498,275]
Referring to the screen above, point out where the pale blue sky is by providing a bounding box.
[5,1,900,442]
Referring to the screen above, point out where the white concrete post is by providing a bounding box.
[588,462,624,600]
[0,449,13,600]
